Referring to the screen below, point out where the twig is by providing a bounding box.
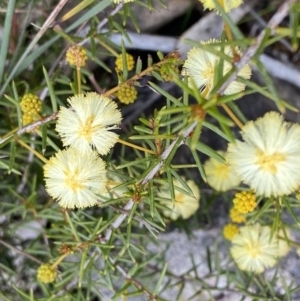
[103,121,197,242]
[248,9,293,52]
[111,255,158,300]
[16,113,58,136]
[110,204,160,234]
[0,239,42,264]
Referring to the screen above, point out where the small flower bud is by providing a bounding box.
[223,223,239,240]
[37,263,57,283]
[115,53,135,71]
[229,207,246,224]
[233,190,257,214]
[20,93,42,115]
[117,85,137,104]
[66,45,88,68]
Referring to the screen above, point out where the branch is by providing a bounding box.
[103,122,197,242]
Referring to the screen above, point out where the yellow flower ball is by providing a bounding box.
[37,263,57,283]
[20,93,42,115]
[115,53,135,71]
[66,45,88,68]
[233,190,257,214]
[229,207,246,224]
[22,113,34,126]
[117,85,137,104]
[223,223,239,240]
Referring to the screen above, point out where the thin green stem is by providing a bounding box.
[77,67,82,94]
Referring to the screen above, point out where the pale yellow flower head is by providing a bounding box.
[231,224,278,273]
[227,112,300,197]
[56,92,122,156]
[44,148,106,209]
[199,0,243,13]
[182,39,251,95]
[277,228,291,258]
[159,178,200,220]
[204,151,241,192]
[182,39,251,97]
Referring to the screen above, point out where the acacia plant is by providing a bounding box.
[1,0,300,300]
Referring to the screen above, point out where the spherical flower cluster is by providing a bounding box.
[233,190,257,214]
[159,178,200,220]
[204,151,240,191]
[20,93,42,126]
[227,112,300,197]
[37,263,57,283]
[20,93,42,115]
[115,53,135,71]
[160,64,179,82]
[230,207,246,223]
[22,114,34,126]
[199,0,243,13]
[66,45,88,68]
[44,148,107,209]
[56,92,122,156]
[223,223,239,240]
[182,39,251,97]
[117,85,137,104]
[231,223,278,273]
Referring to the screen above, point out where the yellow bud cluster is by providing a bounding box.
[223,223,239,241]
[37,263,57,283]
[22,114,34,126]
[20,93,42,115]
[117,85,137,104]
[20,93,42,126]
[66,45,88,68]
[233,190,257,214]
[229,207,246,224]
[160,64,179,82]
[115,53,135,71]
